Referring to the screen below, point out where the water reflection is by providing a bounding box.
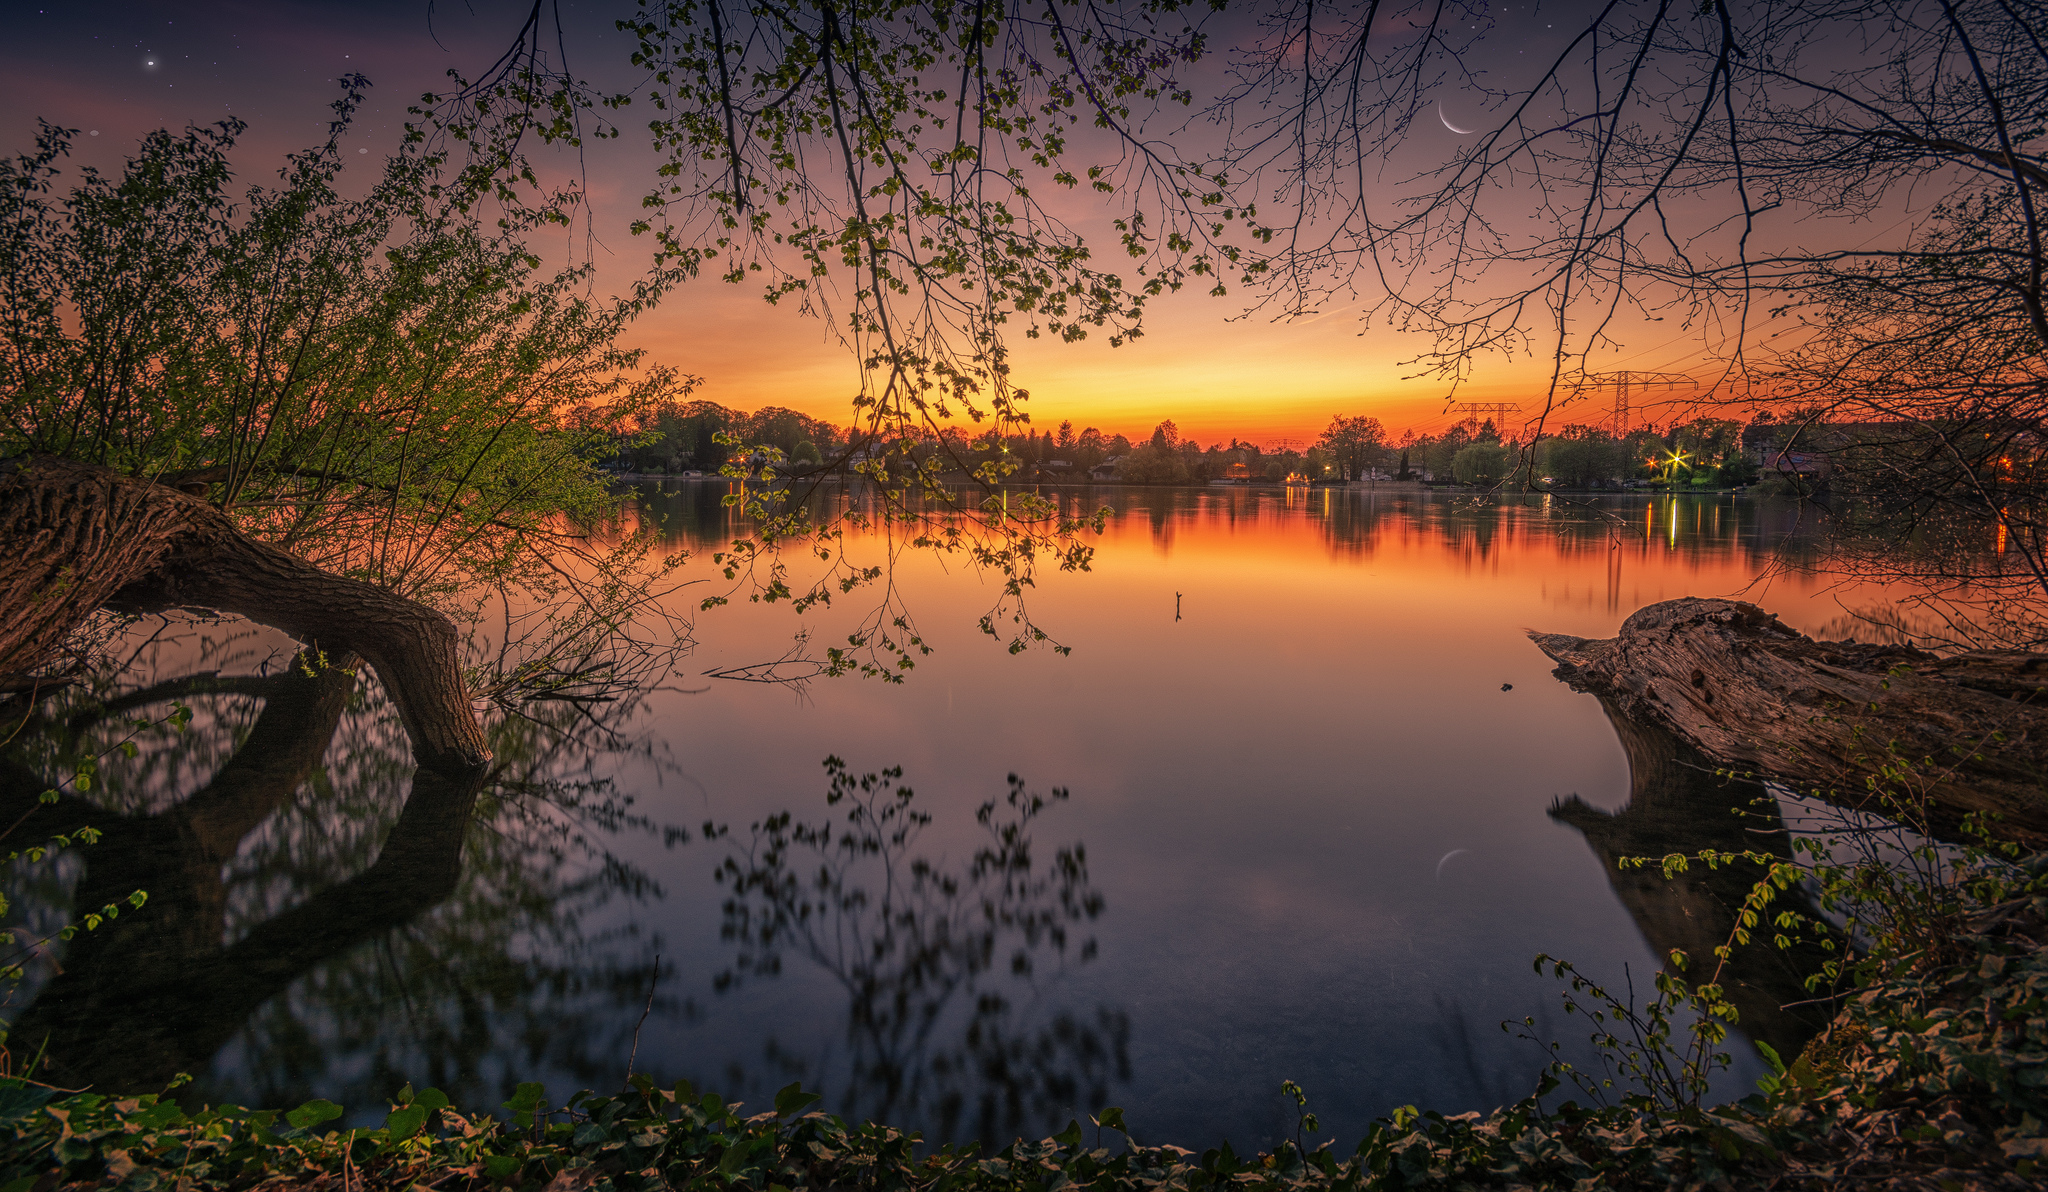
[710,763,1124,1144]
[1,634,681,1111]
[4,657,437,1093]
[625,481,1830,581]
[2,484,1895,1148]
[1549,697,1836,1064]
[0,632,1122,1144]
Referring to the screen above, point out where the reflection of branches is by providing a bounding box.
[1426,991,1560,1113]
[702,631,825,690]
[1804,506,2048,651]
[714,759,1124,1144]
[0,627,693,1109]
[3,652,373,1090]
[465,535,701,712]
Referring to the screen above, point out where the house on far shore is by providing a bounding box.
[1741,420,1909,479]
[1088,455,1125,481]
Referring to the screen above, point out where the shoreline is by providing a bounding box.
[611,473,1754,497]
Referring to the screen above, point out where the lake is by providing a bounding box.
[2,484,1894,1151]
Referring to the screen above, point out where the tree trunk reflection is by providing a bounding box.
[1550,697,1836,1065]
[1,644,673,1109]
[3,658,489,1092]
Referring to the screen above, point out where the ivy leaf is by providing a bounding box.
[285,1099,344,1130]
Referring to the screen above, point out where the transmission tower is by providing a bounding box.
[1265,437,1303,454]
[1565,371,1694,436]
[1453,402,1521,433]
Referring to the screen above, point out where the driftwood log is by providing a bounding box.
[0,455,488,772]
[1531,598,2048,846]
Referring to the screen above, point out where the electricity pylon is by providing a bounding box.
[1565,371,1694,436]
[1453,402,1521,427]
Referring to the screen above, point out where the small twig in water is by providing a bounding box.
[625,954,661,1083]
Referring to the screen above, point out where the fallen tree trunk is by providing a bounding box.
[1530,598,2048,846]
[0,455,489,772]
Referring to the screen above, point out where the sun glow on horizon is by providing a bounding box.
[626,285,1616,445]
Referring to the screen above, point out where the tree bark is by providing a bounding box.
[1530,598,2048,846]
[0,455,488,772]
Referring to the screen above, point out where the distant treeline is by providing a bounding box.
[605,402,1769,489]
[1404,416,1761,489]
[607,401,846,472]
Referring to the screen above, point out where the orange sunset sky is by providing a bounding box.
[622,265,1591,447]
[1,0,1714,446]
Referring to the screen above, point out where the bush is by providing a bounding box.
[1119,444,1189,484]
[1452,442,1514,486]
[1750,473,1817,497]
[1534,437,1620,487]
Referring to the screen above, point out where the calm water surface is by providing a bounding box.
[5,486,1890,1149]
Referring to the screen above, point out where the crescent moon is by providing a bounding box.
[1435,849,1471,881]
[1437,103,1475,136]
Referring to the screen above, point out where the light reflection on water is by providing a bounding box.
[3,485,1885,1150]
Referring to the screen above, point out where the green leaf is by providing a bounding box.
[53,1136,93,1164]
[483,1154,522,1183]
[773,1082,821,1118]
[126,1100,187,1131]
[504,1082,545,1129]
[0,1080,56,1126]
[384,1104,430,1141]
[285,1099,344,1130]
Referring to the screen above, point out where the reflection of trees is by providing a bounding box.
[626,479,751,551]
[713,762,1125,1146]
[1300,491,1841,571]
[1,633,683,1109]
[624,480,1841,584]
[1804,513,2048,651]
[1140,491,1173,548]
[1548,698,1835,1064]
